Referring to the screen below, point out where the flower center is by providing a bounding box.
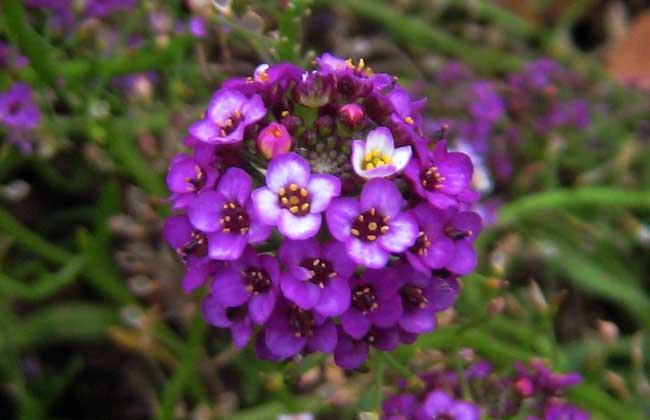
[346,58,373,77]
[400,284,428,311]
[350,208,390,242]
[243,268,272,294]
[288,305,315,338]
[421,166,446,191]
[444,226,473,241]
[352,286,379,314]
[226,305,248,323]
[409,231,432,256]
[362,149,392,170]
[432,268,452,278]
[178,231,208,260]
[218,110,243,136]
[186,165,205,192]
[220,201,250,234]
[300,258,336,288]
[435,413,456,420]
[278,183,311,216]
[8,101,22,116]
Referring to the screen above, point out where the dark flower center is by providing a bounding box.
[8,101,22,116]
[288,305,315,338]
[352,285,379,314]
[421,166,445,191]
[186,165,206,191]
[243,268,272,294]
[218,110,243,136]
[300,258,336,288]
[435,413,455,420]
[220,201,250,234]
[351,208,390,242]
[178,231,208,260]
[432,268,452,278]
[278,183,311,216]
[444,226,473,241]
[400,284,428,311]
[409,231,432,256]
[226,305,248,323]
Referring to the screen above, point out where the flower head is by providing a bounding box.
[351,127,412,179]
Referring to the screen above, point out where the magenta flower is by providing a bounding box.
[166,154,219,210]
[543,403,589,420]
[252,152,341,240]
[334,326,399,370]
[263,299,337,359]
[202,296,254,348]
[189,88,266,144]
[209,247,279,326]
[405,140,478,209]
[188,168,271,260]
[340,268,402,339]
[163,214,216,293]
[0,82,40,130]
[326,178,417,268]
[422,390,480,420]
[279,238,355,316]
[405,203,455,273]
[256,122,292,159]
[316,53,393,93]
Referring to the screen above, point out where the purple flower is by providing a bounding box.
[202,295,254,348]
[163,215,216,293]
[382,393,418,420]
[469,82,504,124]
[394,262,459,334]
[279,238,355,316]
[223,63,303,97]
[316,53,393,94]
[166,154,219,209]
[405,203,455,273]
[340,268,402,339]
[0,83,40,130]
[188,167,271,260]
[263,299,337,359]
[543,403,590,420]
[515,360,583,396]
[84,0,137,18]
[256,122,292,159]
[334,326,400,370]
[351,127,412,179]
[189,16,207,38]
[326,178,417,268]
[189,88,266,144]
[252,153,341,240]
[210,247,279,325]
[428,208,483,276]
[405,140,478,209]
[422,390,480,420]
[387,86,427,142]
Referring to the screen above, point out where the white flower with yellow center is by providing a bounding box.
[351,127,412,179]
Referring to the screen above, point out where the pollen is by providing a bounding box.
[404,116,414,124]
[362,149,392,170]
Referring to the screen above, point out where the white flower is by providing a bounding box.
[351,127,412,179]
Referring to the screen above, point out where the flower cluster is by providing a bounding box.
[164,54,482,368]
[0,82,41,154]
[383,359,588,419]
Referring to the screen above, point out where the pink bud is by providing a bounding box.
[514,377,534,397]
[257,123,292,159]
[338,103,365,130]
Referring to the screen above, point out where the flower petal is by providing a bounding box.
[306,320,337,353]
[212,268,249,307]
[188,191,226,232]
[281,273,321,310]
[307,174,341,213]
[279,238,319,268]
[359,178,403,218]
[188,118,220,143]
[266,152,311,192]
[365,127,395,156]
[231,318,253,348]
[314,276,351,316]
[368,297,402,328]
[251,187,281,225]
[346,238,389,269]
[378,213,418,253]
[447,240,477,275]
[399,307,436,333]
[201,295,232,328]
[334,331,369,370]
[391,145,412,172]
[241,94,267,124]
[322,241,357,277]
[340,308,372,339]
[265,317,306,358]
[207,231,248,260]
[326,198,359,241]
[249,289,278,325]
[278,211,321,240]
[217,167,252,205]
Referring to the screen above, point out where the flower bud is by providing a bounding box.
[295,72,334,107]
[280,113,304,135]
[514,377,534,398]
[338,103,365,130]
[257,122,292,159]
[314,115,334,137]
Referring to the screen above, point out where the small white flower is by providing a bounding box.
[351,127,412,179]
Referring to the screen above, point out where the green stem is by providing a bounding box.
[373,351,385,412]
[499,187,650,223]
